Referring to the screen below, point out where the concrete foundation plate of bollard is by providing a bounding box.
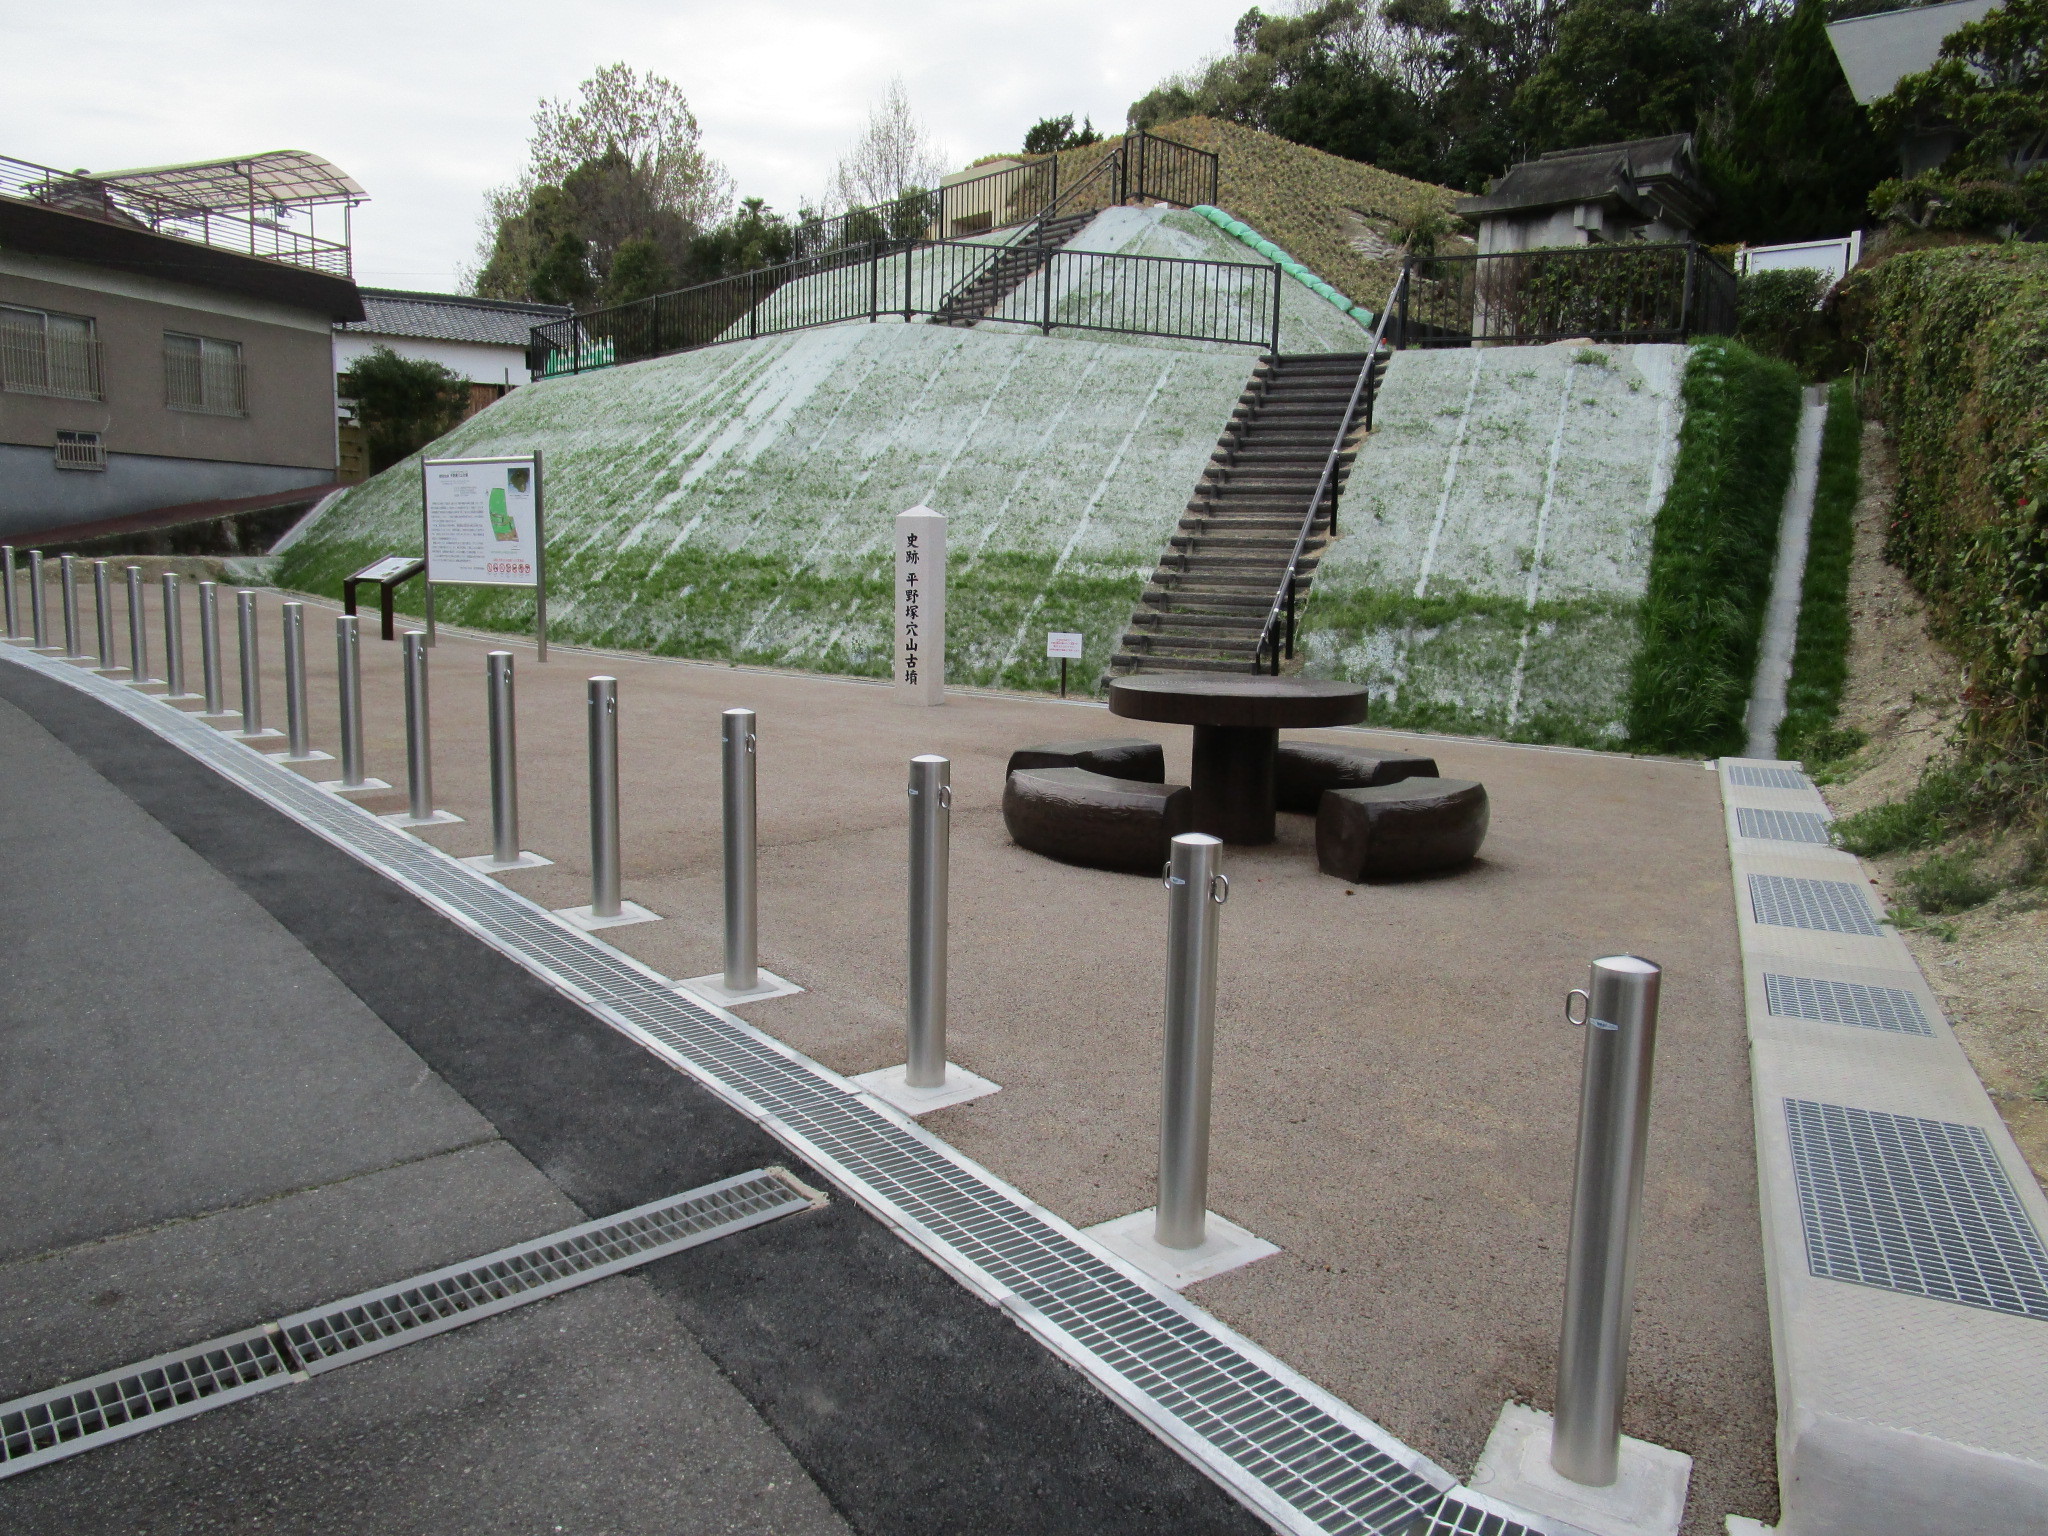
[851,1062,1000,1116]
[552,900,662,932]
[1084,1208,1279,1290]
[314,776,392,794]
[459,850,553,874]
[378,808,465,829]
[1467,1401,1691,1536]
[677,969,805,1008]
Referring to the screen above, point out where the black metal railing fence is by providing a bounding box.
[531,236,1282,374]
[1393,242,1737,348]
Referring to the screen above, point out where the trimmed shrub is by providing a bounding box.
[1627,337,1803,754]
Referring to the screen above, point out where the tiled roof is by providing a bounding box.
[338,289,571,347]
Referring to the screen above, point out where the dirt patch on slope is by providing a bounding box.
[1817,420,2048,1187]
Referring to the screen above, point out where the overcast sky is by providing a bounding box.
[3,0,1250,292]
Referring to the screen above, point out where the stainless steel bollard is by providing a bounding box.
[336,614,367,787]
[905,753,952,1089]
[281,603,309,756]
[198,581,225,712]
[588,677,622,918]
[161,574,186,695]
[125,566,150,682]
[1,545,15,639]
[402,631,433,819]
[1156,832,1229,1250]
[487,652,520,861]
[236,590,263,732]
[29,550,48,648]
[1552,954,1663,1487]
[93,561,117,667]
[60,554,83,659]
[722,708,760,993]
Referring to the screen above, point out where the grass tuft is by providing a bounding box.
[1832,760,1977,855]
[1626,338,1803,755]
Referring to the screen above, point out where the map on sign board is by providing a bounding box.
[1045,631,1084,660]
[350,556,423,584]
[424,457,540,587]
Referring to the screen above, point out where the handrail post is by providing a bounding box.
[1270,263,1282,356]
[903,241,912,323]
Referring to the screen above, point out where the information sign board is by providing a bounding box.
[1045,631,1084,659]
[421,452,547,659]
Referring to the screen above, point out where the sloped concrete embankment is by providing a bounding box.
[280,321,1258,694]
[1301,343,1687,747]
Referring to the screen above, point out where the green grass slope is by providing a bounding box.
[280,320,1252,692]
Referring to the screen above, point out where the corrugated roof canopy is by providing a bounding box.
[90,150,366,211]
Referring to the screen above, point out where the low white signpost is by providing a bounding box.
[1046,630,1083,697]
[422,452,547,659]
[894,505,945,706]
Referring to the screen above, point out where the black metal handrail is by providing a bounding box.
[1254,268,1406,676]
[529,235,1283,375]
[1392,241,1735,348]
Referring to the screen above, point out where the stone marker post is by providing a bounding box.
[893,505,945,707]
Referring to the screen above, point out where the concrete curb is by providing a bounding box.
[1717,757,2048,1535]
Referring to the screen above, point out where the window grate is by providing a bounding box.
[54,430,106,472]
[1748,873,1881,936]
[164,332,246,415]
[1785,1099,2048,1320]
[1,305,102,400]
[1735,807,1831,845]
[1764,973,1930,1036]
[8,648,1472,1536]
[1727,765,1807,789]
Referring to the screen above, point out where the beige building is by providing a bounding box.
[0,150,365,538]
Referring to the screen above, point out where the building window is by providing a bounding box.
[0,305,103,400]
[54,430,106,471]
[164,332,246,416]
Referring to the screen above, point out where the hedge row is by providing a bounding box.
[1626,337,1804,755]
[1842,245,2048,761]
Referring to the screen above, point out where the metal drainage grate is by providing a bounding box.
[1412,1493,1542,1535]
[1784,1099,2048,1320]
[0,1171,810,1480]
[11,649,1464,1536]
[283,1171,810,1373]
[1764,973,1931,1037]
[1735,807,1832,845]
[1748,874,1881,937]
[1727,765,1807,789]
[1,1327,292,1478]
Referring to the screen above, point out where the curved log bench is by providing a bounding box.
[1004,767,1193,874]
[1315,778,1489,880]
[1274,742,1439,815]
[1006,737,1166,783]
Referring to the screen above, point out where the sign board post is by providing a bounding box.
[1046,631,1083,698]
[894,506,945,707]
[422,452,547,660]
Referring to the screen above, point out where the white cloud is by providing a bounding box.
[1,0,1242,290]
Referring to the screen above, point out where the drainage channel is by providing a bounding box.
[0,1169,815,1480]
[3,648,1541,1536]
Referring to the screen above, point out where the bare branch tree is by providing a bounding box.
[828,77,951,214]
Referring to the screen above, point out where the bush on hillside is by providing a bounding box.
[1626,337,1803,754]
[1736,267,1828,371]
[1841,245,2048,790]
[338,346,471,474]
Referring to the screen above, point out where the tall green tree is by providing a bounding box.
[1870,0,2048,234]
[1509,0,1728,151]
[1700,0,1893,243]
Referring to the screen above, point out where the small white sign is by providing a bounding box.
[894,505,946,707]
[1045,631,1084,660]
[423,455,540,588]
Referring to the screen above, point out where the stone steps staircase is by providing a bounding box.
[931,211,1096,326]
[1110,351,1385,676]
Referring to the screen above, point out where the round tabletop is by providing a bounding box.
[1106,672,1370,730]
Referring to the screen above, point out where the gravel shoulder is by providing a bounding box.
[1816,420,2048,1189]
